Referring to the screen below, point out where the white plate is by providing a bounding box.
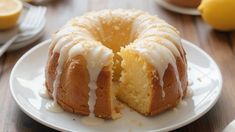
[0,7,46,51]
[155,0,200,16]
[10,39,222,132]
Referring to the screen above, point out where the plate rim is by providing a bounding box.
[9,39,223,132]
[0,4,46,51]
[155,0,201,16]
[7,18,46,51]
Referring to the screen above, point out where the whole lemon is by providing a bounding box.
[198,0,235,31]
[0,0,23,30]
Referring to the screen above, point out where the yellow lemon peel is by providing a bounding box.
[0,0,23,30]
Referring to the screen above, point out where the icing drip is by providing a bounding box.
[140,27,184,57]
[129,41,183,98]
[186,87,193,97]
[52,39,74,104]
[69,42,113,116]
[179,100,187,106]
[49,25,77,50]
[129,13,184,99]
[142,36,180,57]
[50,23,95,111]
[39,86,50,99]
[46,101,63,113]
[53,36,71,53]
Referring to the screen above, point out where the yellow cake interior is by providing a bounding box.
[117,49,153,114]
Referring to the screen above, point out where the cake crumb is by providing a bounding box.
[73,118,75,121]
[114,101,124,114]
[154,75,159,80]
[172,107,177,112]
[129,119,143,127]
[186,87,193,97]
[197,77,202,82]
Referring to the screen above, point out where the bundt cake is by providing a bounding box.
[45,9,188,119]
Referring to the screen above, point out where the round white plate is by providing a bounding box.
[10,39,222,132]
[155,0,200,16]
[0,8,46,51]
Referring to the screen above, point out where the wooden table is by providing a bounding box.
[0,0,234,131]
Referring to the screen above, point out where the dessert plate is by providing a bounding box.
[155,0,200,16]
[10,39,222,132]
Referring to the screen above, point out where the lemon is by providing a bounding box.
[198,0,235,31]
[0,0,23,30]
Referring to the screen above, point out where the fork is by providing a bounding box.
[0,4,47,57]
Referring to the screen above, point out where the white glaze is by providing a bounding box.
[128,41,183,98]
[69,42,113,116]
[46,101,63,113]
[179,100,187,106]
[53,36,71,53]
[127,12,184,99]
[52,41,75,103]
[142,36,180,57]
[140,27,184,56]
[49,25,76,50]
[186,86,193,98]
[132,13,184,60]
[39,86,50,99]
[83,14,105,40]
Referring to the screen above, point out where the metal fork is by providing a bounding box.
[0,5,47,57]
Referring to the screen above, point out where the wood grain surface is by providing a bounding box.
[0,0,234,131]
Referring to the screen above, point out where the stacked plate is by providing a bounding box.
[155,0,200,16]
[0,4,46,51]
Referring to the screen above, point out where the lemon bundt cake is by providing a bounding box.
[45,9,188,119]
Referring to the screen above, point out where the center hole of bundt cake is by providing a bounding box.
[96,20,135,81]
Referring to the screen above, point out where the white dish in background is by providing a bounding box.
[155,0,200,16]
[10,39,222,132]
[0,7,46,51]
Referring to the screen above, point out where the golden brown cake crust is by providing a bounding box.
[95,66,113,119]
[45,52,59,96]
[150,56,187,116]
[45,53,113,118]
[58,55,90,115]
